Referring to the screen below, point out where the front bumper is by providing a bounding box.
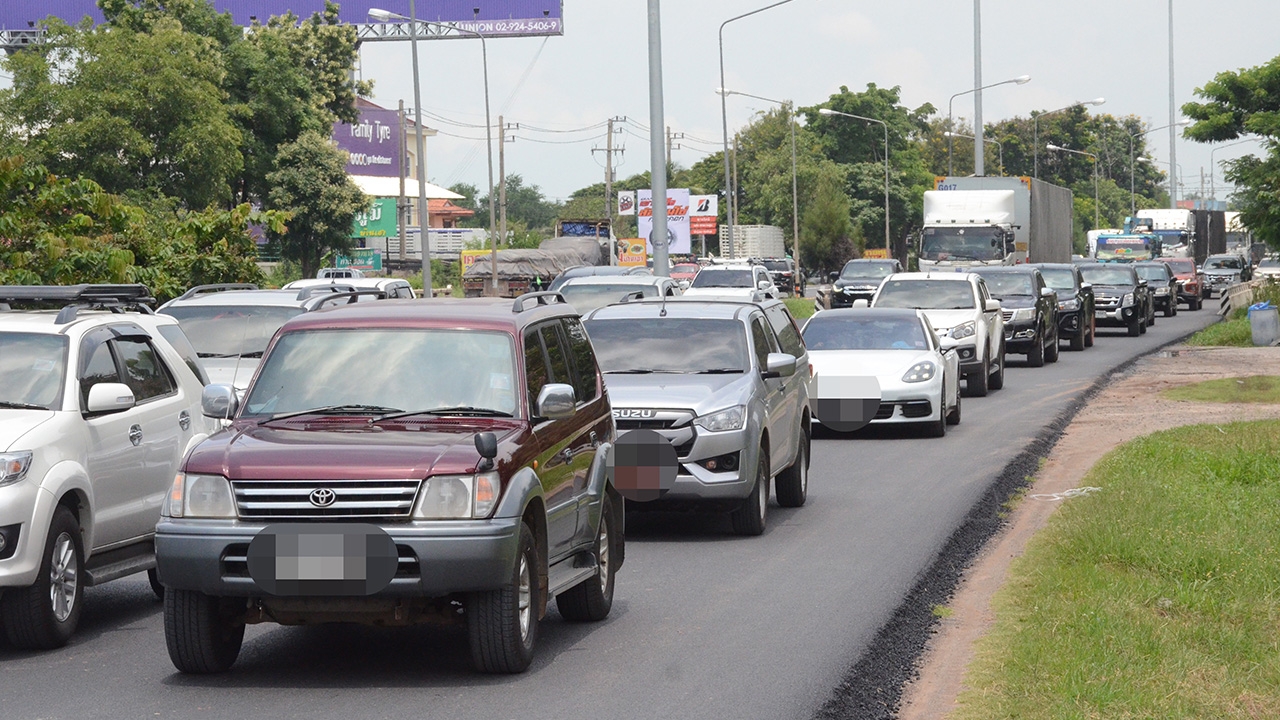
[1094,302,1138,326]
[155,517,521,598]
[826,287,877,309]
[1003,320,1039,352]
[1057,309,1084,335]
[614,418,759,504]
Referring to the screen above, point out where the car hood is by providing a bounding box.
[1203,268,1240,276]
[911,308,980,331]
[0,410,57,452]
[184,419,524,480]
[603,372,755,415]
[835,277,882,289]
[809,349,937,383]
[202,359,261,390]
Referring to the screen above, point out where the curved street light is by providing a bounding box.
[1128,119,1189,215]
[946,74,1030,176]
[819,108,890,255]
[1033,97,1105,180]
[1210,137,1262,201]
[1047,143,1099,229]
[945,131,1003,175]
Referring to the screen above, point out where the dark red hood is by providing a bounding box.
[185,418,524,480]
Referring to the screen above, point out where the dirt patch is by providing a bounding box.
[897,346,1280,720]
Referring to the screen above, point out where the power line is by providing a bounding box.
[512,133,608,145]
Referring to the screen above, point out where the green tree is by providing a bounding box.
[265,131,368,278]
[801,174,858,274]
[1183,55,1280,248]
[478,174,560,236]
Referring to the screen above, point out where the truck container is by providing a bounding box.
[1135,208,1195,258]
[919,176,1073,270]
[719,224,786,260]
[1191,209,1226,265]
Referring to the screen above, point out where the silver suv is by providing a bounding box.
[582,297,810,535]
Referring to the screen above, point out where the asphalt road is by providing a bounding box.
[0,308,1219,720]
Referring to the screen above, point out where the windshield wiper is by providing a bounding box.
[198,351,265,359]
[374,407,514,421]
[0,401,48,410]
[264,404,403,423]
[694,368,745,374]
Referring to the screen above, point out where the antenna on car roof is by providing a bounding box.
[659,288,669,317]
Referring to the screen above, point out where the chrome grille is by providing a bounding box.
[1000,310,1015,323]
[1095,296,1121,309]
[232,479,422,519]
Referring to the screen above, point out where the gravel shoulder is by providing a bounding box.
[898,345,1280,720]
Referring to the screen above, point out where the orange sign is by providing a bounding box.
[617,238,647,267]
[862,248,890,259]
[461,250,491,270]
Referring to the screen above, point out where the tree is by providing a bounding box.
[477,174,560,238]
[265,132,368,278]
[1183,55,1280,248]
[801,173,858,274]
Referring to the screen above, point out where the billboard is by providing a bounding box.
[334,107,401,178]
[638,189,691,255]
[689,194,718,235]
[1,1,564,37]
[351,197,398,239]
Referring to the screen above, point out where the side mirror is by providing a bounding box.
[1080,282,1092,290]
[1138,279,1149,287]
[757,280,771,291]
[1040,287,1056,298]
[984,298,1002,312]
[86,383,135,414]
[828,272,839,282]
[536,383,576,420]
[474,431,498,472]
[201,384,239,419]
[763,352,797,379]
[678,280,690,291]
[852,299,870,309]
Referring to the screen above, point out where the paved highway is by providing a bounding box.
[0,309,1218,720]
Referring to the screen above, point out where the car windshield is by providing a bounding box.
[1261,259,1280,268]
[1163,259,1195,274]
[977,273,1035,296]
[840,261,897,280]
[875,280,976,310]
[690,269,754,288]
[1079,266,1136,286]
[584,318,749,374]
[1135,266,1170,282]
[161,305,305,359]
[672,264,700,274]
[1205,256,1241,269]
[1038,268,1077,290]
[760,260,790,271]
[560,283,657,314]
[0,333,68,410]
[242,329,517,418]
[920,227,1004,261]
[802,316,929,351]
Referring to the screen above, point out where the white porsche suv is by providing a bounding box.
[870,272,1006,397]
[0,285,214,649]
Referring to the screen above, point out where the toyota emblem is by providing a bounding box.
[309,488,337,508]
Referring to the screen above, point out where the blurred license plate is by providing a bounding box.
[246,524,398,596]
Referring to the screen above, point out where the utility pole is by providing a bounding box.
[397,100,407,263]
[592,118,626,265]
[973,0,985,176]
[731,135,740,258]
[647,0,670,278]
[498,114,507,255]
[666,126,673,169]
[1167,0,1178,209]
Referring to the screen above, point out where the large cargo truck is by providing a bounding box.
[919,176,1073,270]
[1135,208,1194,258]
[1191,209,1227,265]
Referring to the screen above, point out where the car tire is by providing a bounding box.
[775,433,808,508]
[1085,314,1096,347]
[989,343,1006,391]
[1191,296,1203,311]
[1140,313,1149,333]
[1,506,84,650]
[1046,327,1060,363]
[966,358,990,397]
[148,568,165,601]
[164,589,245,674]
[946,388,962,425]
[730,448,769,536]
[1169,299,1178,317]
[469,522,539,673]
[1027,329,1045,367]
[556,497,616,622]
[1069,319,1086,351]
[925,400,947,438]
[1128,315,1142,336]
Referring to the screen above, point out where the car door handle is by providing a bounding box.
[128,425,143,447]
[178,411,191,432]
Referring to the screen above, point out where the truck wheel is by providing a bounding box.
[775,434,808,508]
[1027,330,1045,367]
[1128,316,1142,336]
[965,358,990,397]
[989,344,1006,391]
[556,497,616,622]
[730,448,769,536]
[1,507,84,650]
[164,589,245,674]
[469,523,540,673]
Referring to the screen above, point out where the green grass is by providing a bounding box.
[1187,283,1280,347]
[1164,376,1280,404]
[954,420,1280,720]
[784,297,816,320]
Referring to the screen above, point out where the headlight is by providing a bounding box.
[949,321,976,340]
[413,471,501,519]
[1155,287,1171,295]
[0,451,33,487]
[1058,298,1081,311]
[1010,308,1036,322]
[902,362,936,383]
[1122,293,1136,306]
[694,405,747,432]
[163,473,237,519]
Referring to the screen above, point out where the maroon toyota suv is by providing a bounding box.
[155,292,621,674]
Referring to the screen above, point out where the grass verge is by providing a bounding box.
[1164,375,1280,404]
[953,420,1280,720]
[784,297,815,321]
[1186,283,1280,347]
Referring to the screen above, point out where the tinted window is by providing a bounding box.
[157,325,209,385]
[524,330,550,416]
[562,317,598,404]
[1038,268,1077,290]
[840,261,897,280]
[765,306,806,358]
[1135,265,1171,282]
[760,260,790,271]
[750,316,775,370]
[977,273,1036,296]
[584,318,749,374]
[161,305,304,359]
[113,338,177,402]
[0,333,68,410]
[559,283,657,314]
[690,269,753,288]
[539,324,571,389]
[876,280,976,309]
[802,316,930,351]
[80,339,122,407]
[1079,266,1137,285]
[1163,259,1196,273]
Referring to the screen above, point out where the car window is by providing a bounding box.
[80,338,122,408]
[877,280,976,310]
[157,325,210,385]
[539,324,572,391]
[524,329,550,416]
[561,317,598,404]
[1,332,68,410]
[750,316,776,370]
[765,306,806,358]
[585,318,750,374]
[802,316,930,351]
[113,338,177,402]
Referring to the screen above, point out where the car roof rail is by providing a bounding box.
[0,284,157,324]
[173,283,260,301]
[512,291,568,313]
[617,290,649,303]
[295,284,357,301]
[303,289,391,311]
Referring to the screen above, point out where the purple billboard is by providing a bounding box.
[333,106,401,178]
[1,1,563,36]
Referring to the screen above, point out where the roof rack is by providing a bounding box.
[0,284,157,324]
[295,284,357,301]
[303,289,392,312]
[173,283,260,302]
[512,291,568,313]
[617,290,648,303]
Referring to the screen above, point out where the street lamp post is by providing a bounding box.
[369,7,495,296]
[945,131,1003,174]
[719,89,801,291]
[947,74,1030,176]
[1210,137,1262,201]
[1047,143,1099,229]
[819,108,890,255]
[719,0,797,258]
[1128,119,1189,216]
[1033,98,1105,180]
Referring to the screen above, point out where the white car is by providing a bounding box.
[870,272,1005,397]
[1255,257,1280,281]
[682,264,779,300]
[801,308,961,436]
[282,277,416,298]
[556,274,682,315]
[0,285,215,648]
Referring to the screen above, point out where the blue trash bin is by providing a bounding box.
[1248,302,1279,346]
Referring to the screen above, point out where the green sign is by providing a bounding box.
[335,248,383,272]
[351,197,398,239]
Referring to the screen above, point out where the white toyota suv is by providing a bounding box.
[682,264,780,300]
[0,285,214,649]
[870,272,1006,396]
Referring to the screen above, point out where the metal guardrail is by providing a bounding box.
[1219,279,1262,317]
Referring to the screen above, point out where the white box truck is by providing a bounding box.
[1135,208,1195,258]
[920,176,1074,270]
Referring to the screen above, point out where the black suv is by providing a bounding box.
[1033,263,1096,351]
[757,258,801,297]
[1134,262,1179,317]
[971,266,1059,367]
[818,259,903,310]
[156,292,621,674]
[1079,263,1154,337]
